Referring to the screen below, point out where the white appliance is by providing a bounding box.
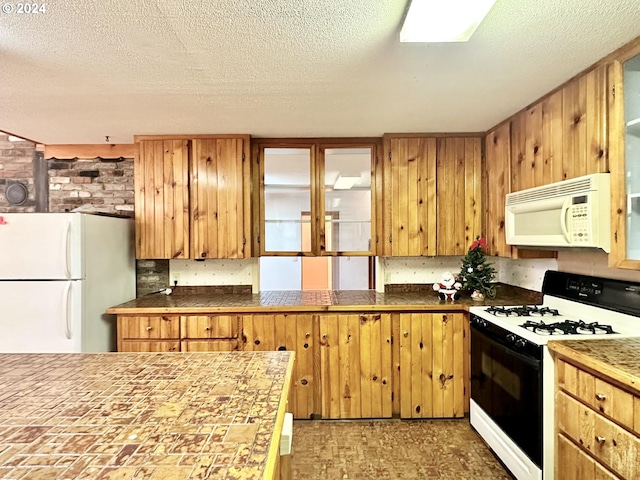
[0,213,135,352]
[505,173,611,252]
[469,271,640,480]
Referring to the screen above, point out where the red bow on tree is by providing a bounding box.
[469,237,488,251]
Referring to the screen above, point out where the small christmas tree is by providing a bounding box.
[459,236,496,298]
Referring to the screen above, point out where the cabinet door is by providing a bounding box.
[398,313,465,418]
[319,314,392,419]
[242,314,316,419]
[557,434,617,480]
[609,50,640,269]
[135,140,190,259]
[435,137,482,255]
[383,137,437,256]
[191,137,250,259]
[485,123,512,257]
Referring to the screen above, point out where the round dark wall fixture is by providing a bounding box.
[5,182,28,206]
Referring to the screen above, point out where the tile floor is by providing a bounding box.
[291,419,514,479]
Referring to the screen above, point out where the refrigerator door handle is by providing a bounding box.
[64,221,72,280]
[64,282,72,339]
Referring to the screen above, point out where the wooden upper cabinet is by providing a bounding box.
[134,135,251,260]
[191,137,250,259]
[484,123,512,257]
[135,139,190,259]
[609,42,640,269]
[436,137,482,255]
[383,135,481,256]
[383,136,437,256]
[510,65,608,194]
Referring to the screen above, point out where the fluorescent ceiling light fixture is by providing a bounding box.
[400,0,497,42]
[333,175,360,190]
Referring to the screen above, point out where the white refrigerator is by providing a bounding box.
[0,213,135,352]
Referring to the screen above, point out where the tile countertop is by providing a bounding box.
[106,284,542,315]
[0,351,294,480]
[548,338,640,395]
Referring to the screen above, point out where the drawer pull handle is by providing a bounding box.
[146,326,152,331]
[595,436,606,444]
[595,393,607,401]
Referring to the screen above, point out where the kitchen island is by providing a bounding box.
[0,351,294,480]
[549,338,640,479]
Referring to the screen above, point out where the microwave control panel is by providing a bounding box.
[568,195,590,243]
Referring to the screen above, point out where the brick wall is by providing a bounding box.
[48,157,134,216]
[0,134,37,213]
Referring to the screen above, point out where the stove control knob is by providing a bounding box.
[506,334,516,343]
[515,339,527,348]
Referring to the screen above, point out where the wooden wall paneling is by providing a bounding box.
[393,138,409,255]
[525,104,544,187]
[422,138,437,256]
[484,124,512,257]
[191,139,210,259]
[407,140,420,255]
[152,141,165,257]
[511,112,527,192]
[217,139,231,258]
[585,65,609,175]
[541,90,564,184]
[563,75,588,180]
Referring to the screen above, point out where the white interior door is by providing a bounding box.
[0,281,82,352]
[0,213,83,280]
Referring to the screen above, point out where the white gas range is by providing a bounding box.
[468,271,640,480]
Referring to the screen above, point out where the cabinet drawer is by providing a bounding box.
[557,391,640,479]
[118,316,180,340]
[557,433,617,480]
[181,340,239,352]
[558,359,635,430]
[119,341,180,352]
[180,315,239,339]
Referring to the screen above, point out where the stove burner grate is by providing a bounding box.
[520,319,618,335]
[486,305,560,317]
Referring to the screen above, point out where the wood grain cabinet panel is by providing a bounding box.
[243,314,316,420]
[180,315,240,339]
[135,140,190,259]
[484,123,512,257]
[382,135,481,257]
[190,138,250,259]
[319,314,392,419]
[181,340,238,352]
[556,359,640,480]
[397,313,465,418]
[117,315,181,352]
[557,433,618,480]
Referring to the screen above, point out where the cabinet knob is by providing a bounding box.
[403,332,408,337]
[595,436,606,444]
[595,393,607,401]
[205,326,211,331]
[305,332,310,338]
[322,333,327,339]
[146,326,152,331]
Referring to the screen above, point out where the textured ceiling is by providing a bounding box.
[1,0,639,144]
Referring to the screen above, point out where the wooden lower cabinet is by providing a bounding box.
[243,314,316,420]
[319,313,392,419]
[396,313,466,418]
[556,358,640,480]
[117,315,180,352]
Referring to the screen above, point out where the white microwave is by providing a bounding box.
[505,173,611,252]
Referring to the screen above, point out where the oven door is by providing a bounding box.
[470,322,543,468]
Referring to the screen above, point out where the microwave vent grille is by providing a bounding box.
[506,177,593,205]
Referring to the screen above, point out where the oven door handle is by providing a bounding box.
[472,325,541,368]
